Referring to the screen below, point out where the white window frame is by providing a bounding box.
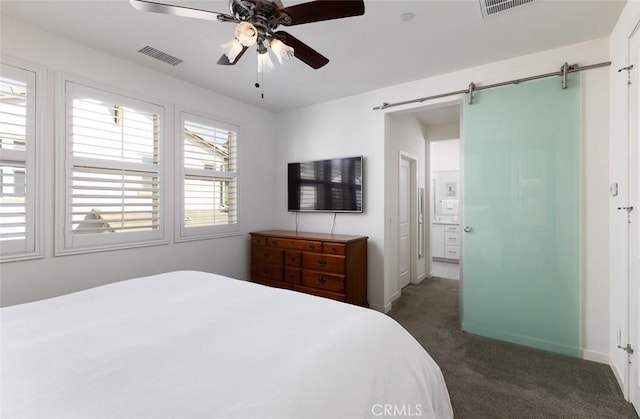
[0,57,44,262]
[175,108,240,241]
[55,75,169,255]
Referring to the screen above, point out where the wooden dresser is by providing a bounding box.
[250,230,368,307]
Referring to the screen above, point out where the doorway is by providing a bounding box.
[429,139,461,280]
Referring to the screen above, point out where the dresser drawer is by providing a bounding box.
[444,232,460,245]
[254,277,291,290]
[284,250,301,267]
[268,238,322,252]
[284,267,301,285]
[293,285,346,302]
[252,247,283,265]
[251,261,284,281]
[444,245,460,259]
[323,242,346,255]
[301,271,345,293]
[251,235,268,247]
[302,252,345,274]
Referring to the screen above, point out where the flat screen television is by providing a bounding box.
[288,156,363,212]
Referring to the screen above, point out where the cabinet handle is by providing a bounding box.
[318,259,327,266]
[309,244,316,250]
[263,251,270,258]
[319,277,327,285]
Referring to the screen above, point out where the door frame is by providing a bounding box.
[627,20,640,414]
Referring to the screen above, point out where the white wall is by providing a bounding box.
[275,37,611,361]
[608,0,640,394]
[430,139,461,172]
[0,20,278,306]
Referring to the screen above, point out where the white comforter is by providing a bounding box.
[1,271,453,418]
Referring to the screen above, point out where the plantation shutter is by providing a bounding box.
[0,63,36,257]
[62,82,164,251]
[179,112,238,239]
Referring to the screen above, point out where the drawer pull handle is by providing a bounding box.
[309,245,316,250]
[318,259,327,266]
[263,252,270,257]
[319,277,327,285]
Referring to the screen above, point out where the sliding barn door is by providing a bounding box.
[461,77,581,357]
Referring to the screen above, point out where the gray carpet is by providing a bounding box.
[387,277,639,419]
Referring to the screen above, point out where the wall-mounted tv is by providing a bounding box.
[288,156,363,213]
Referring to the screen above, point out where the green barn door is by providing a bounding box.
[461,76,580,357]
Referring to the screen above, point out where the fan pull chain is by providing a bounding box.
[254,69,264,99]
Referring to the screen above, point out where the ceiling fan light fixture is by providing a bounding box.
[221,39,244,63]
[235,22,258,47]
[257,50,275,73]
[270,38,294,64]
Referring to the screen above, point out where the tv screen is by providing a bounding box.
[288,156,363,212]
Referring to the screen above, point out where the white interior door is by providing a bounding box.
[628,27,640,415]
[399,157,411,289]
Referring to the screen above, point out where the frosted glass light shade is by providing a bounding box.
[221,39,243,63]
[270,38,294,64]
[235,22,257,47]
[257,51,275,73]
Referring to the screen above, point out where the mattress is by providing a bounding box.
[1,270,453,418]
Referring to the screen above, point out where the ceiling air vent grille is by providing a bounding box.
[479,0,536,17]
[138,45,184,66]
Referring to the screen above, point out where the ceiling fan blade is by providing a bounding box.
[217,46,249,65]
[278,0,365,26]
[129,0,232,22]
[275,31,329,69]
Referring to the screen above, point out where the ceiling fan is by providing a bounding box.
[129,0,365,72]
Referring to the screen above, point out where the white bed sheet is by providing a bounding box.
[1,271,453,418]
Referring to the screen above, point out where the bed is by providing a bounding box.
[1,271,453,418]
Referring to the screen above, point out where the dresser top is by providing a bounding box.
[250,230,368,243]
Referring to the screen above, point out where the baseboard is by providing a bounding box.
[414,273,427,284]
[390,290,401,303]
[369,301,392,313]
[581,349,608,364]
[610,356,627,398]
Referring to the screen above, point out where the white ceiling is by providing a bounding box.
[1,0,626,113]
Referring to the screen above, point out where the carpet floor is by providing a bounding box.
[387,277,639,418]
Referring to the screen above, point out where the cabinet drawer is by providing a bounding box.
[252,247,283,264]
[284,250,301,266]
[302,252,345,274]
[293,285,346,302]
[254,277,291,290]
[444,245,460,259]
[444,232,460,245]
[284,267,301,285]
[268,238,322,252]
[300,271,345,293]
[251,235,268,247]
[323,242,346,255]
[444,225,460,233]
[251,261,284,281]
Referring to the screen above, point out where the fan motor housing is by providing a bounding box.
[229,0,284,25]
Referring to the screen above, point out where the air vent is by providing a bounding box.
[479,0,536,17]
[138,45,184,66]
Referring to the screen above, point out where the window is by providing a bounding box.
[0,60,43,262]
[176,111,238,240]
[56,80,167,254]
